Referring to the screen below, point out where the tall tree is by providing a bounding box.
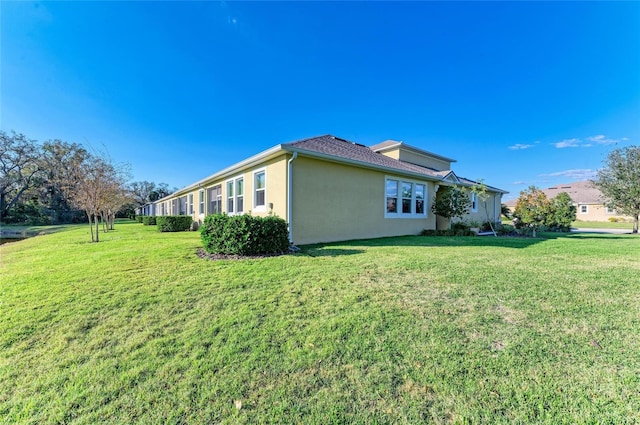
[0,131,42,222]
[593,145,640,233]
[39,140,90,223]
[130,181,157,206]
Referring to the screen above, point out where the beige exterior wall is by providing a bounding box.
[380,149,400,160]
[290,156,437,245]
[159,154,290,225]
[435,186,502,228]
[398,150,451,171]
[575,203,631,222]
[379,147,451,171]
[463,193,501,224]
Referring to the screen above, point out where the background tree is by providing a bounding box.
[0,131,42,223]
[547,192,576,231]
[592,145,640,233]
[130,180,157,206]
[130,181,176,206]
[39,140,90,224]
[149,182,176,202]
[431,185,472,227]
[512,186,551,237]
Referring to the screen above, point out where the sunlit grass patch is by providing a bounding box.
[1,221,639,423]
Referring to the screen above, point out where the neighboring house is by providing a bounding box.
[146,135,507,245]
[505,180,631,222]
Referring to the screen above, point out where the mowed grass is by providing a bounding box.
[572,220,635,230]
[1,222,639,424]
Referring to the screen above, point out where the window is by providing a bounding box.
[227,181,234,213]
[580,205,588,214]
[605,206,615,214]
[208,185,222,214]
[415,184,425,214]
[236,178,244,213]
[386,180,398,213]
[188,194,194,214]
[471,192,478,212]
[227,177,244,214]
[385,177,428,218]
[199,190,205,214]
[254,170,266,209]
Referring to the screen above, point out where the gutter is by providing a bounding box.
[287,152,298,243]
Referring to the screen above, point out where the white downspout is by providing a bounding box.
[287,152,298,243]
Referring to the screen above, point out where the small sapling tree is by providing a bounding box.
[431,185,472,228]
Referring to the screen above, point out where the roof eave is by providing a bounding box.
[154,144,285,202]
[282,145,444,183]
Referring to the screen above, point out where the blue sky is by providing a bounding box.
[2,1,639,200]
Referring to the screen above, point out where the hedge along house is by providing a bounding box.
[149,135,507,245]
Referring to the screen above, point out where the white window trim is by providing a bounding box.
[199,190,205,215]
[471,192,478,212]
[253,168,267,212]
[207,184,222,215]
[580,204,588,214]
[226,176,244,215]
[384,176,428,219]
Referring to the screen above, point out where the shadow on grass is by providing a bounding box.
[300,231,634,256]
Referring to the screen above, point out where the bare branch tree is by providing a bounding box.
[61,149,131,242]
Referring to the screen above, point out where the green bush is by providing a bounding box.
[136,216,144,223]
[451,221,471,231]
[200,213,290,255]
[420,228,475,237]
[496,223,516,235]
[142,216,156,226]
[156,216,192,232]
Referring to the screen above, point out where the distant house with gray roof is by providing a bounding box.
[506,180,631,222]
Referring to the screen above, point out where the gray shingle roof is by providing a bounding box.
[284,134,445,179]
[505,181,603,206]
[543,181,603,204]
[283,134,506,193]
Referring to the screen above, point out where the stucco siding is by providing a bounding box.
[290,156,436,245]
[162,154,290,224]
[463,194,500,224]
[398,150,450,171]
[576,203,630,222]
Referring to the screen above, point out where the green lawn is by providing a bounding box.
[572,220,635,229]
[1,222,639,424]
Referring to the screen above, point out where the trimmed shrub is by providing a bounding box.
[142,216,156,226]
[200,213,290,255]
[156,215,192,232]
[136,216,144,223]
[420,228,476,237]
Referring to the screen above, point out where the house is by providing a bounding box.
[505,180,631,222]
[146,135,507,245]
